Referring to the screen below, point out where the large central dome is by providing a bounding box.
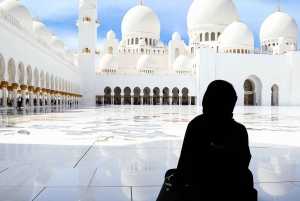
[187,0,237,30]
[121,5,160,36]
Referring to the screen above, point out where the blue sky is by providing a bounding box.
[14,0,300,52]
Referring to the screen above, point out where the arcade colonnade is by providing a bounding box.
[0,54,82,108]
[97,86,197,106]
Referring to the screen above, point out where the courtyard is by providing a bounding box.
[0,105,299,200]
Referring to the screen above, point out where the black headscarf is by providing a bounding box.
[202,80,237,120]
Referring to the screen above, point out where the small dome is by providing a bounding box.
[278,37,286,44]
[137,54,155,69]
[33,20,52,44]
[64,46,74,62]
[187,0,237,31]
[219,21,254,49]
[99,54,118,70]
[172,32,181,40]
[0,0,33,30]
[119,40,126,47]
[51,35,65,55]
[260,11,298,42]
[190,35,199,43]
[121,5,160,36]
[139,39,146,46]
[157,41,164,48]
[107,30,116,39]
[173,55,192,70]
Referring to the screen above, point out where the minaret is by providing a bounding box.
[77,0,99,107]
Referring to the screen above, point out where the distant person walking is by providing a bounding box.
[169,80,257,200]
[17,96,23,109]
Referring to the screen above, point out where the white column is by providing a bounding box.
[121,94,124,105]
[169,97,172,105]
[21,85,27,107]
[36,88,40,107]
[141,96,143,105]
[12,83,18,108]
[160,96,162,105]
[1,81,8,107]
[28,86,34,107]
[42,88,46,106]
[188,96,191,105]
[47,89,51,106]
[131,96,133,105]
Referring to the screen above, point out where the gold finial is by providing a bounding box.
[277,1,281,12]
[140,0,142,5]
[35,14,39,22]
[51,30,54,36]
[235,14,239,22]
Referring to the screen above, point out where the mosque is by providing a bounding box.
[0,0,299,107]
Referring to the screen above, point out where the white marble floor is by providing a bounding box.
[0,105,300,200]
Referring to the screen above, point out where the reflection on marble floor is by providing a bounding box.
[0,106,300,200]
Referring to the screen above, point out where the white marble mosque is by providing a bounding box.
[0,0,300,200]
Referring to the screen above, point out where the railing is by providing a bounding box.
[0,8,78,68]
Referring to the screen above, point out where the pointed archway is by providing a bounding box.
[271,85,279,106]
[244,80,253,106]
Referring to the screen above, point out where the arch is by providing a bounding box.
[133,87,141,105]
[191,47,195,54]
[217,32,221,39]
[143,87,150,105]
[244,75,262,106]
[205,32,209,41]
[211,32,215,41]
[141,48,144,53]
[40,70,44,88]
[104,87,112,105]
[34,68,39,87]
[200,33,203,42]
[135,38,138,44]
[182,87,189,105]
[237,49,240,54]
[127,38,130,45]
[131,38,134,45]
[153,87,160,105]
[18,62,25,85]
[26,65,32,86]
[0,54,5,82]
[145,38,148,45]
[241,49,244,54]
[163,87,170,105]
[8,58,16,85]
[46,72,49,89]
[124,87,131,105]
[271,84,279,106]
[108,47,113,54]
[175,48,180,59]
[150,38,152,46]
[114,87,121,105]
[172,87,179,105]
[233,49,236,53]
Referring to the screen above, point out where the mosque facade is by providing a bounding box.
[0,0,300,107]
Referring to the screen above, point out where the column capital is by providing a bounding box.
[42,88,46,92]
[50,90,54,94]
[12,83,19,89]
[20,84,27,90]
[17,90,21,94]
[46,89,51,93]
[36,87,41,92]
[7,86,12,91]
[28,86,35,91]
[1,81,8,87]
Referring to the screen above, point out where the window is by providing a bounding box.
[211,32,215,41]
[205,33,209,41]
[200,33,202,42]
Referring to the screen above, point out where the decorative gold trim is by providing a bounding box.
[42,88,46,93]
[83,17,91,22]
[83,48,91,53]
[17,90,21,94]
[1,81,8,87]
[36,87,41,92]
[12,83,19,89]
[7,86,12,91]
[20,84,27,90]
[28,86,35,91]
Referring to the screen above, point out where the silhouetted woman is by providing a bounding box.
[173,80,257,201]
